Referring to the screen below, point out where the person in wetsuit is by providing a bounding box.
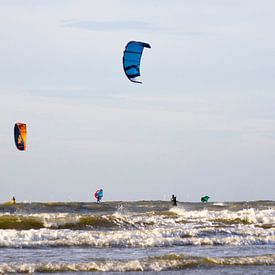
[94,189,103,203]
[171,194,177,206]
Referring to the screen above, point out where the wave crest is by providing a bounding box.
[0,254,274,273]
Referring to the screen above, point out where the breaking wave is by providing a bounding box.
[0,224,274,248]
[0,201,274,249]
[0,254,274,273]
[170,207,275,227]
[0,206,274,230]
[0,212,164,230]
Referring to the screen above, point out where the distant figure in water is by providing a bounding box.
[201,195,210,203]
[11,196,16,205]
[171,194,177,206]
[94,189,103,203]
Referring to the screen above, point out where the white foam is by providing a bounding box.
[213,202,225,206]
[0,254,274,273]
[1,206,274,230]
[0,224,274,248]
[170,207,275,225]
[32,213,80,228]
[0,206,274,248]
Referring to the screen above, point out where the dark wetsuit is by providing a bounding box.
[171,195,177,206]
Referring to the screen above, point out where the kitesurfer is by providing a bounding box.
[11,196,16,204]
[171,194,177,206]
[97,195,101,203]
[201,196,210,203]
[94,189,103,203]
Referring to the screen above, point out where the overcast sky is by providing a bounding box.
[0,0,274,202]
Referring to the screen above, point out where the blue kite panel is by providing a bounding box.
[123,41,151,83]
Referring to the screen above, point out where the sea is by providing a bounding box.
[0,200,274,274]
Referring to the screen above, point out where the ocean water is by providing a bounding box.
[0,201,274,274]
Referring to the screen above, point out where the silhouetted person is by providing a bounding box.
[171,194,177,206]
[11,196,16,205]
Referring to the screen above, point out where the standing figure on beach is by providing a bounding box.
[171,194,177,206]
[94,189,103,203]
[11,196,16,204]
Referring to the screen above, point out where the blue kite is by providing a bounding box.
[123,41,151,83]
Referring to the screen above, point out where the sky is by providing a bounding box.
[0,0,274,202]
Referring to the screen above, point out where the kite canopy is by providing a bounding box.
[14,123,27,151]
[123,41,151,83]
